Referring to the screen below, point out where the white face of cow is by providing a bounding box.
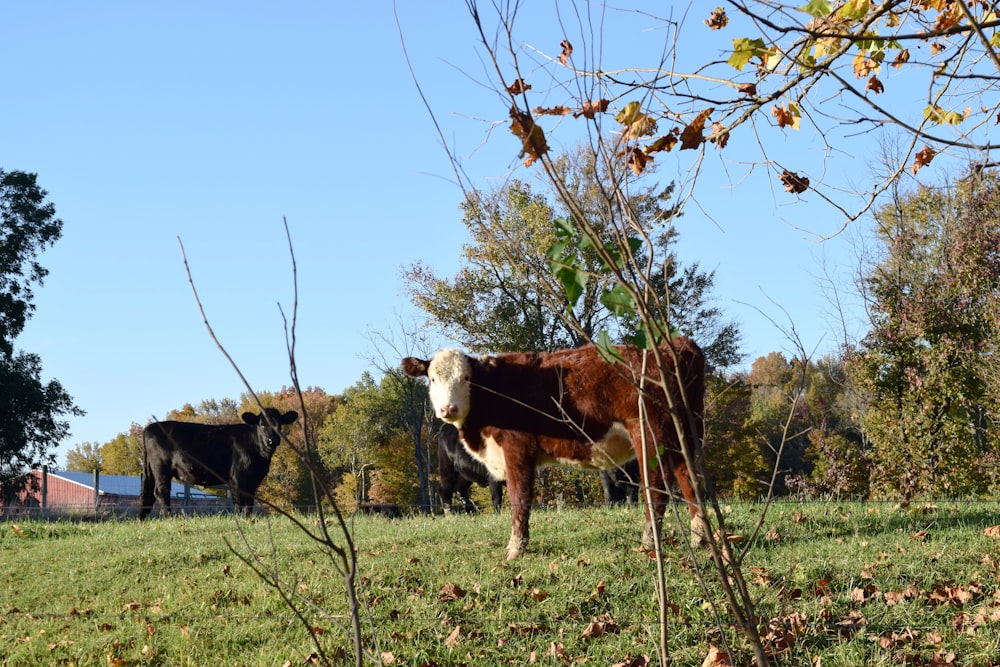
[426,349,473,426]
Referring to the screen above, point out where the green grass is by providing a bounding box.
[2,502,1000,666]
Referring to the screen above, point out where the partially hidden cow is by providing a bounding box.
[599,459,640,505]
[438,423,505,513]
[402,339,705,559]
[139,408,299,519]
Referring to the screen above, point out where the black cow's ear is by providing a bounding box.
[401,357,429,378]
[241,412,261,425]
[281,410,299,424]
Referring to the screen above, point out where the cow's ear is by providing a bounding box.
[281,410,299,425]
[241,412,261,425]
[401,357,429,378]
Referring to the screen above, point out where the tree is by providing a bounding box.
[65,442,103,473]
[319,372,430,511]
[853,170,1000,498]
[407,5,1000,662]
[242,386,339,511]
[99,424,144,476]
[404,146,741,367]
[0,169,81,499]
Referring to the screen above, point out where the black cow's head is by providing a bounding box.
[242,408,299,453]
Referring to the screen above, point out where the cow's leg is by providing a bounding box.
[639,456,668,552]
[488,480,504,513]
[456,478,477,513]
[153,470,173,518]
[502,446,536,559]
[438,455,457,514]
[139,469,155,520]
[230,481,252,515]
[674,460,708,547]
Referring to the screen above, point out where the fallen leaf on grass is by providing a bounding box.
[445,625,461,648]
[702,644,733,666]
[439,582,466,602]
[581,613,620,639]
[984,525,1000,538]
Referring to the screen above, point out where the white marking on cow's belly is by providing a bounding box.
[590,422,636,469]
[462,434,507,481]
[541,422,638,470]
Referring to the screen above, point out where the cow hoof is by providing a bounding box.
[641,523,657,552]
[506,535,527,560]
[690,514,710,548]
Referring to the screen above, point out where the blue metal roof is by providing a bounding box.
[49,471,219,499]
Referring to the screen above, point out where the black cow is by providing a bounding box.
[599,459,640,504]
[438,423,505,513]
[138,408,299,519]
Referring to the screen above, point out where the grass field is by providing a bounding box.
[3,501,1000,666]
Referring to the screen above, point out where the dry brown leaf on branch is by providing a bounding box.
[534,105,573,117]
[509,106,549,166]
[680,108,714,149]
[780,170,810,194]
[626,147,651,176]
[710,121,730,148]
[867,75,884,94]
[645,128,680,154]
[912,145,936,174]
[559,39,573,65]
[738,82,757,96]
[507,78,531,95]
[772,102,801,130]
[575,98,610,119]
[705,7,728,29]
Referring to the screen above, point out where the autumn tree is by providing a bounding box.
[853,171,1000,498]
[99,424,144,476]
[64,442,103,473]
[320,372,430,512]
[0,169,82,499]
[244,386,338,511]
[165,397,240,423]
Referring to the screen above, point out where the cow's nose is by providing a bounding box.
[439,404,459,419]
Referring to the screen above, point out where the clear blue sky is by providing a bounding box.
[5,3,911,467]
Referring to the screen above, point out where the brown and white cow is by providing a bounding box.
[402,338,706,559]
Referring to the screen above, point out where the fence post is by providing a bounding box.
[41,466,49,520]
[93,469,100,515]
[184,484,191,513]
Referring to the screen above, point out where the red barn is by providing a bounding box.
[3,469,221,519]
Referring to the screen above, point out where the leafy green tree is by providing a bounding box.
[0,169,82,499]
[854,171,1000,498]
[404,146,741,367]
[320,372,431,512]
[64,442,103,473]
[703,374,769,500]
